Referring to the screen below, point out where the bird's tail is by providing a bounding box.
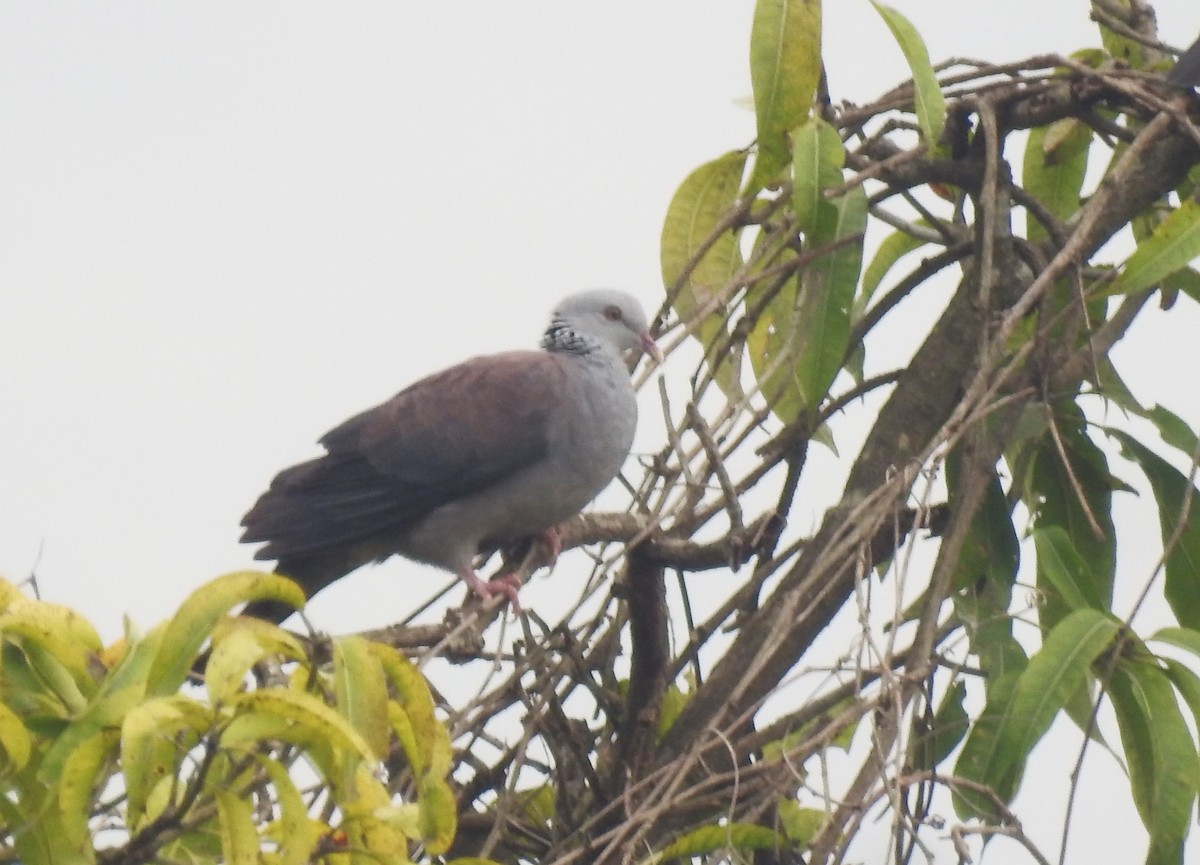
[241,550,355,625]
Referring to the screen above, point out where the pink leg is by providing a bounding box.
[538,525,564,565]
[459,567,523,612]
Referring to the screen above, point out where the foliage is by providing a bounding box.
[8,1,1200,863]
[0,572,477,865]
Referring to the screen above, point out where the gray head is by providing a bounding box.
[543,289,661,360]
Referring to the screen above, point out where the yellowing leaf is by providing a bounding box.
[146,570,305,697]
[661,150,747,399]
[216,790,260,865]
[122,696,215,828]
[228,689,375,768]
[0,701,31,771]
[334,635,390,760]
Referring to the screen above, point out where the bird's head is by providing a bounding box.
[549,289,663,363]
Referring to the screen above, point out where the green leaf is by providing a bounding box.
[1108,659,1197,864]
[1033,526,1106,612]
[910,680,969,771]
[1149,626,1200,660]
[334,635,390,760]
[868,1,945,145]
[776,799,824,844]
[1027,408,1116,629]
[856,224,930,316]
[955,609,1119,816]
[1143,404,1200,457]
[1160,657,1200,741]
[145,571,306,697]
[793,184,868,408]
[643,822,788,864]
[1022,118,1091,243]
[792,116,844,235]
[1110,199,1200,296]
[748,0,823,188]
[1115,434,1200,628]
[949,462,1023,682]
[1164,266,1200,306]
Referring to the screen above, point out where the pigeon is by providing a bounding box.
[1169,34,1200,88]
[239,289,661,623]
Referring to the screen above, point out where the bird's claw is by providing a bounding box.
[463,568,524,613]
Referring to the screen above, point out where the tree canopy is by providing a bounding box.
[5,1,1200,864]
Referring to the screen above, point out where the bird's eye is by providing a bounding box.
[603,305,623,321]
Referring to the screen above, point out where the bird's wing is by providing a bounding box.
[242,350,565,558]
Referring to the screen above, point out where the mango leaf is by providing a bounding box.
[1164,266,1200,306]
[792,116,844,235]
[121,695,214,829]
[1149,626,1200,660]
[56,730,117,856]
[216,789,260,865]
[909,679,968,771]
[949,463,1024,683]
[776,800,824,845]
[1109,199,1200,296]
[1027,408,1116,630]
[372,642,450,778]
[145,571,305,697]
[642,822,788,864]
[955,609,1119,817]
[1114,434,1200,628]
[226,689,375,768]
[748,0,822,189]
[1141,403,1200,457]
[417,771,457,855]
[661,150,747,398]
[1160,657,1200,739]
[0,600,103,704]
[339,764,414,859]
[36,627,164,784]
[1108,658,1197,865]
[257,755,322,865]
[334,635,390,760]
[1033,526,1107,612]
[204,616,307,705]
[0,698,31,772]
[855,223,930,316]
[1022,118,1092,242]
[869,1,945,145]
[793,184,868,409]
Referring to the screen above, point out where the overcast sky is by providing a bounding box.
[3,2,1199,861]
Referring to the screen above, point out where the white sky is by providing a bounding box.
[3,2,1200,862]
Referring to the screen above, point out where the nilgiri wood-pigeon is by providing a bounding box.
[239,289,661,622]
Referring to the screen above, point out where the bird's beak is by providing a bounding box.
[641,333,665,365]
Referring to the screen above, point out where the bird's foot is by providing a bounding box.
[461,568,523,613]
[538,525,564,566]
